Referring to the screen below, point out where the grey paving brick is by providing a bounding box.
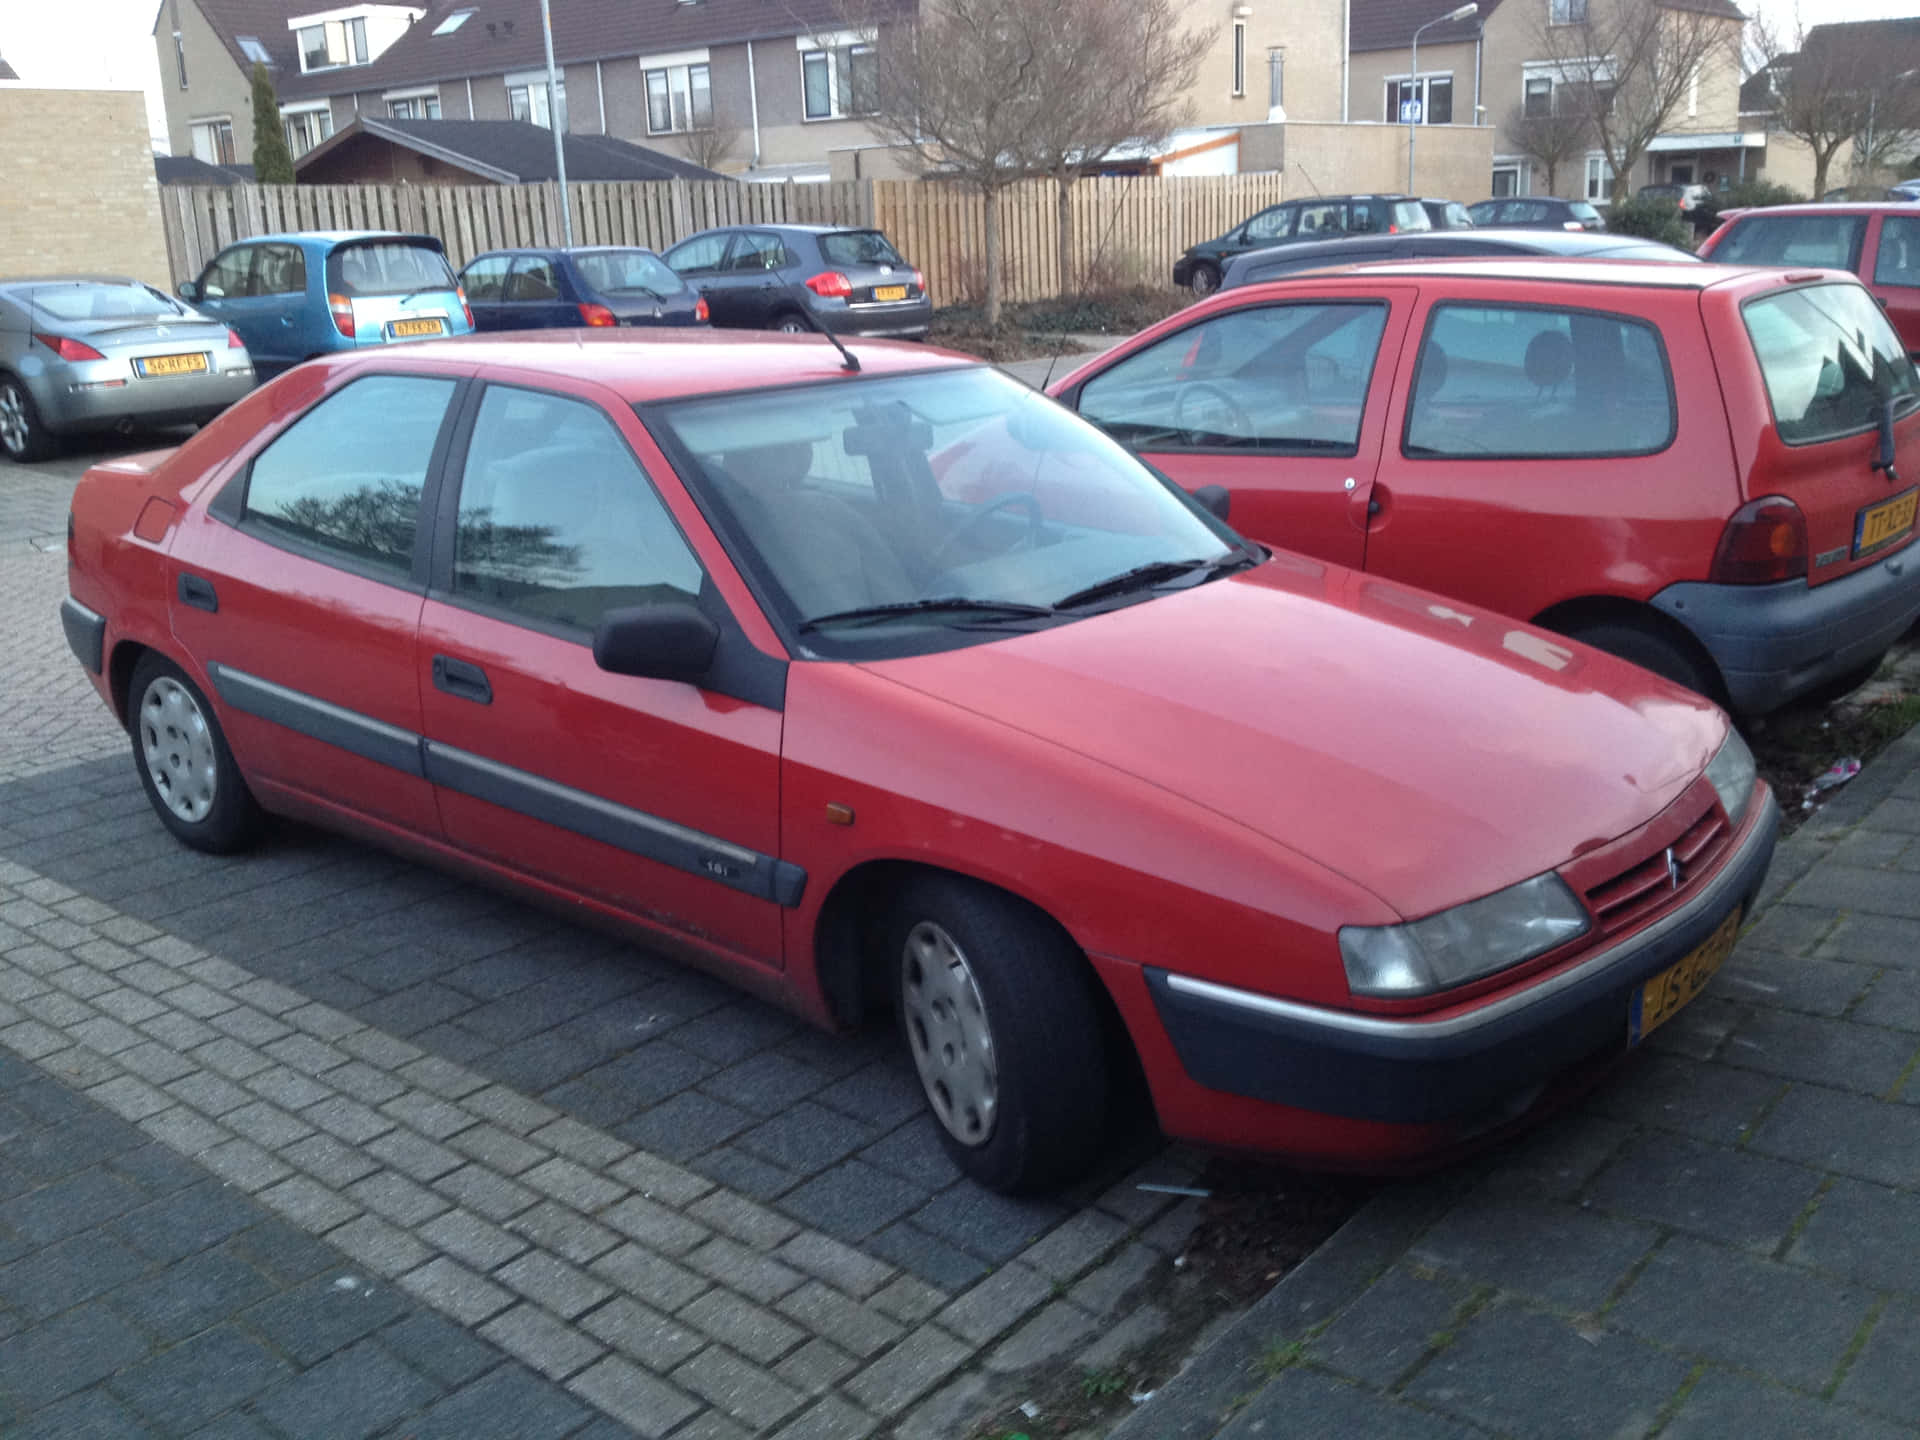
[405,1362,596,1439]
[528,1115,629,1168]
[1020,1207,1131,1282]
[690,1189,801,1252]
[303,1095,393,1145]
[138,1106,230,1157]
[251,1339,439,1440]
[367,1128,466,1184]
[109,1244,277,1344]
[984,1298,1099,1373]
[673,1343,805,1430]
[479,1302,607,1380]
[1410,1191,1659,1311]
[703,1052,832,1116]
[399,1256,516,1326]
[419,1207,530,1272]
[450,1121,550,1174]
[11,1386,156,1440]
[115,1039,197,1086]
[1069,1240,1163,1320]
[781,1162,930,1245]
[775,1336,859,1398]
[87,1075,174,1122]
[496,1250,615,1320]
[1669,1369,1906,1440]
[106,1180,258,1263]
[282,1133,380,1188]
[0,1302,148,1412]
[141,1012,220,1052]
[774,1231,895,1301]
[0,1166,144,1243]
[210,1006,294,1047]
[398,1053,490,1099]
[590,1242,711,1313]
[67,1015,144,1055]
[1816,912,1920,969]
[0,1230,144,1321]
[698,1145,801,1203]
[737,1102,878,1175]
[1748,1083,1920,1188]
[683,1287,806,1363]
[337,1027,426,1070]
[107,1324,295,1432]
[1586,1130,1825,1253]
[1220,1365,1488,1440]
[348,1170,453,1227]
[613,1087,752,1160]
[256,1174,360,1233]
[167,1069,253,1116]
[167,981,236,1019]
[91,988,167,1026]
[504,1199,622,1266]
[327,1213,434,1278]
[1612,1234,1876,1389]
[1590,1052,1787,1143]
[282,1000,361,1041]
[1723,1008,1919,1093]
[569,1355,702,1438]
[909,1186,1065,1266]
[229,978,309,1016]
[1309,1263,1473,1389]
[868,1273,949,1325]
[1856,970,1920,1035]
[433,1162,539,1221]
[222,1100,316,1151]
[935,1262,1053,1348]
[685,1235,807,1305]
[0,1018,71,1059]
[382,1090,475,1140]
[522,1156,625,1213]
[191,1036,273,1080]
[603,1192,711,1255]
[843,1323,971,1417]
[1789,1177,1920,1293]
[242,1273,411,1367]
[379,1309,502,1388]
[1835,1298,1920,1423]
[581,1294,707,1370]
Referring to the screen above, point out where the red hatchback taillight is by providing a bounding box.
[458,286,474,330]
[1711,496,1809,584]
[327,292,356,338]
[694,296,710,323]
[579,302,618,327]
[34,332,105,362]
[804,271,853,298]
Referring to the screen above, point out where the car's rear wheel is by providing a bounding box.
[1565,620,1721,703]
[0,376,55,463]
[771,312,811,334]
[888,874,1108,1194]
[1188,262,1222,297]
[129,653,261,854]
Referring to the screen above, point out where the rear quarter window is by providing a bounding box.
[1404,302,1675,458]
[326,242,458,297]
[1712,214,1866,269]
[1742,283,1920,445]
[1392,201,1432,231]
[820,231,905,267]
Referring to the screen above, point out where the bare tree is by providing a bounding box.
[1019,0,1212,294]
[1503,93,1590,195]
[1535,0,1743,207]
[681,122,744,174]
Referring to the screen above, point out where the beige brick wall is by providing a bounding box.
[1183,0,1346,127]
[0,89,171,286]
[1278,119,1492,203]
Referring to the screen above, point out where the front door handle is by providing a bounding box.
[432,655,492,705]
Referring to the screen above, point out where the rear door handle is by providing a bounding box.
[177,573,219,613]
[432,654,492,705]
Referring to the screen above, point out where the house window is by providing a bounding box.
[1688,62,1700,118]
[1585,152,1614,200]
[1550,0,1587,23]
[507,75,566,129]
[1232,21,1246,97]
[387,93,441,120]
[1491,164,1520,196]
[1386,75,1452,125]
[190,118,234,165]
[298,17,367,72]
[433,8,474,35]
[1525,76,1552,117]
[1268,49,1285,111]
[646,63,712,134]
[173,30,187,88]
[802,43,877,120]
[282,106,333,157]
[237,36,271,65]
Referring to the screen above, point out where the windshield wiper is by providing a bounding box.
[1053,553,1254,610]
[798,596,1062,633]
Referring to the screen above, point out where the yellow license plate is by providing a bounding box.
[1630,907,1742,1044]
[390,317,445,338]
[1855,488,1918,557]
[136,352,209,377]
[873,285,908,302]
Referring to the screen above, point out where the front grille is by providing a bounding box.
[1582,806,1730,935]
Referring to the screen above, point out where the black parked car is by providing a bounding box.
[1466,196,1607,231]
[1171,194,1432,295]
[1219,227,1698,290]
[662,224,930,338]
[1421,198,1476,229]
[458,246,708,331]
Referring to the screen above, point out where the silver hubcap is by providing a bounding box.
[0,385,28,456]
[139,677,218,823]
[901,921,997,1146]
[779,319,808,333]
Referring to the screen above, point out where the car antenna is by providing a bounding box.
[777,268,860,372]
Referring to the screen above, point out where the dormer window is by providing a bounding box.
[237,36,272,65]
[299,17,368,71]
[433,8,473,35]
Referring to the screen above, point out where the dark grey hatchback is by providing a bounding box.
[662,224,931,338]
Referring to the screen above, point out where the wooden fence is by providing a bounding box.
[159,173,1289,309]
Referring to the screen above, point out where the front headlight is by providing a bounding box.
[1705,727,1757,821]
[1339,873,1592,998]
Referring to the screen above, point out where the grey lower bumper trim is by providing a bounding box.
[61,597,106,676]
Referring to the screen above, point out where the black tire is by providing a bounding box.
[0,375,56,463]
[1564,620,1721,702]
[1188,263,1222,298]
[887,873,1109,1194]
[128,653,262,854]
[771,311,811,334]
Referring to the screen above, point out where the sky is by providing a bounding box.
[0,0,1915,155]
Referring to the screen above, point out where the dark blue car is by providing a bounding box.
[458,247,708,332]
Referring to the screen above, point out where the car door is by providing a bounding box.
[1069,285,1414,569]
[190,244,262,350]
[701,232,789,328]
[415,379,786,965]
[238,242,311,375]
[1867,213,1920,355]
[165,370,465,837]
[664,231,739,324]
[505,255,571,330]
[459,255,514,331]
[1235,204,1295,259]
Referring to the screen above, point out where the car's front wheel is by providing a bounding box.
[1187,262,1222,298]
[128,653,261,854]
[888,873,1109,1194]
[0,376,55,463]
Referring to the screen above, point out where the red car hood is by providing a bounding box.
[860,555,1727,919]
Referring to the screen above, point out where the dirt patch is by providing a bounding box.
[1746,661,1920,835]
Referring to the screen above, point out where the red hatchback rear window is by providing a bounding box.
[1743,282,1919,445]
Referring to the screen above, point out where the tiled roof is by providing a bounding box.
[293,116,733,181]
[1800,17,1920,79]
[0,53,18,80]
[156,155,258,183]
[1738,59,1784,114]
[1349,0,1741,55]
[156,0,304,79]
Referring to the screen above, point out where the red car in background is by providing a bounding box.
[63,333,1775,1192]
[1697,203,1920,354]
[1053,259,1920,715]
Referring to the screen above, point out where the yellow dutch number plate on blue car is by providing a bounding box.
[136,352,209,377]
[1855,487,1918,558]
[873,285,908,302]
[389,317,445,338]
[1629,907,1742,1045]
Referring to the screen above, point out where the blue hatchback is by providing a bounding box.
[178,231,472,379]
[458,246,709,332]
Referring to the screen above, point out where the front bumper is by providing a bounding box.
[1653,544,1920,714]
[1147,788,1779,1128]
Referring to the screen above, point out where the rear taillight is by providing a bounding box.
[805,271,853,298]
[911,268,924,291]
[1388,223,1399,234]
[34,332,105,362]
[694,296,710,323]
[458,286,473,330]
[1712,496,1808,584]
[579,302,618,327]
[226,328,246,349]
[1564,220,1585,231]
[328,292,356,338]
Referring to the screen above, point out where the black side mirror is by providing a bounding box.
[177,280,200,302]
[1192,484,1232,522]
[593,603,719,682]
[1875,394,1902,484]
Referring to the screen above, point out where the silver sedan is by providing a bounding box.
[0,276,256,462]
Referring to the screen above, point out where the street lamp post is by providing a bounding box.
[1408,2,1478,193]
[540,0,573,245]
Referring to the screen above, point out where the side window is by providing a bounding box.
[1405,303,1675,458]
[1294,203,1348,238]
[453,386,703,632]
[252,244,307,296]
[462,256,512,302]
[667,233,731,275]
[1500,201,1547,224]
[727,233,788,272]
[507,257,561,302]
[1713,215,1866,268]
[244,375,456,575]
[1245,206,1292,242]
[201,246,256,299]
[1874,217,1920,289]
[1077,302,1390,453]
[1743,284,1919,446]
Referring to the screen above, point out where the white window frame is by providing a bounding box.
[1585,151,1614,200]
[173,30,188,88]
[384,85,441,119]
[505,68,567,130]
[1550,0,1587,24]
[1524,75,1552,117]
[295,16,368,73]
[281,101,333,157]
[1383,72,1453,125]
[1232,20,1246,97]
[640,49,712,135]
[237,35,272,66]
[189,116,235,165]
[797,31,878,122]
[1688,62,1700,118]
